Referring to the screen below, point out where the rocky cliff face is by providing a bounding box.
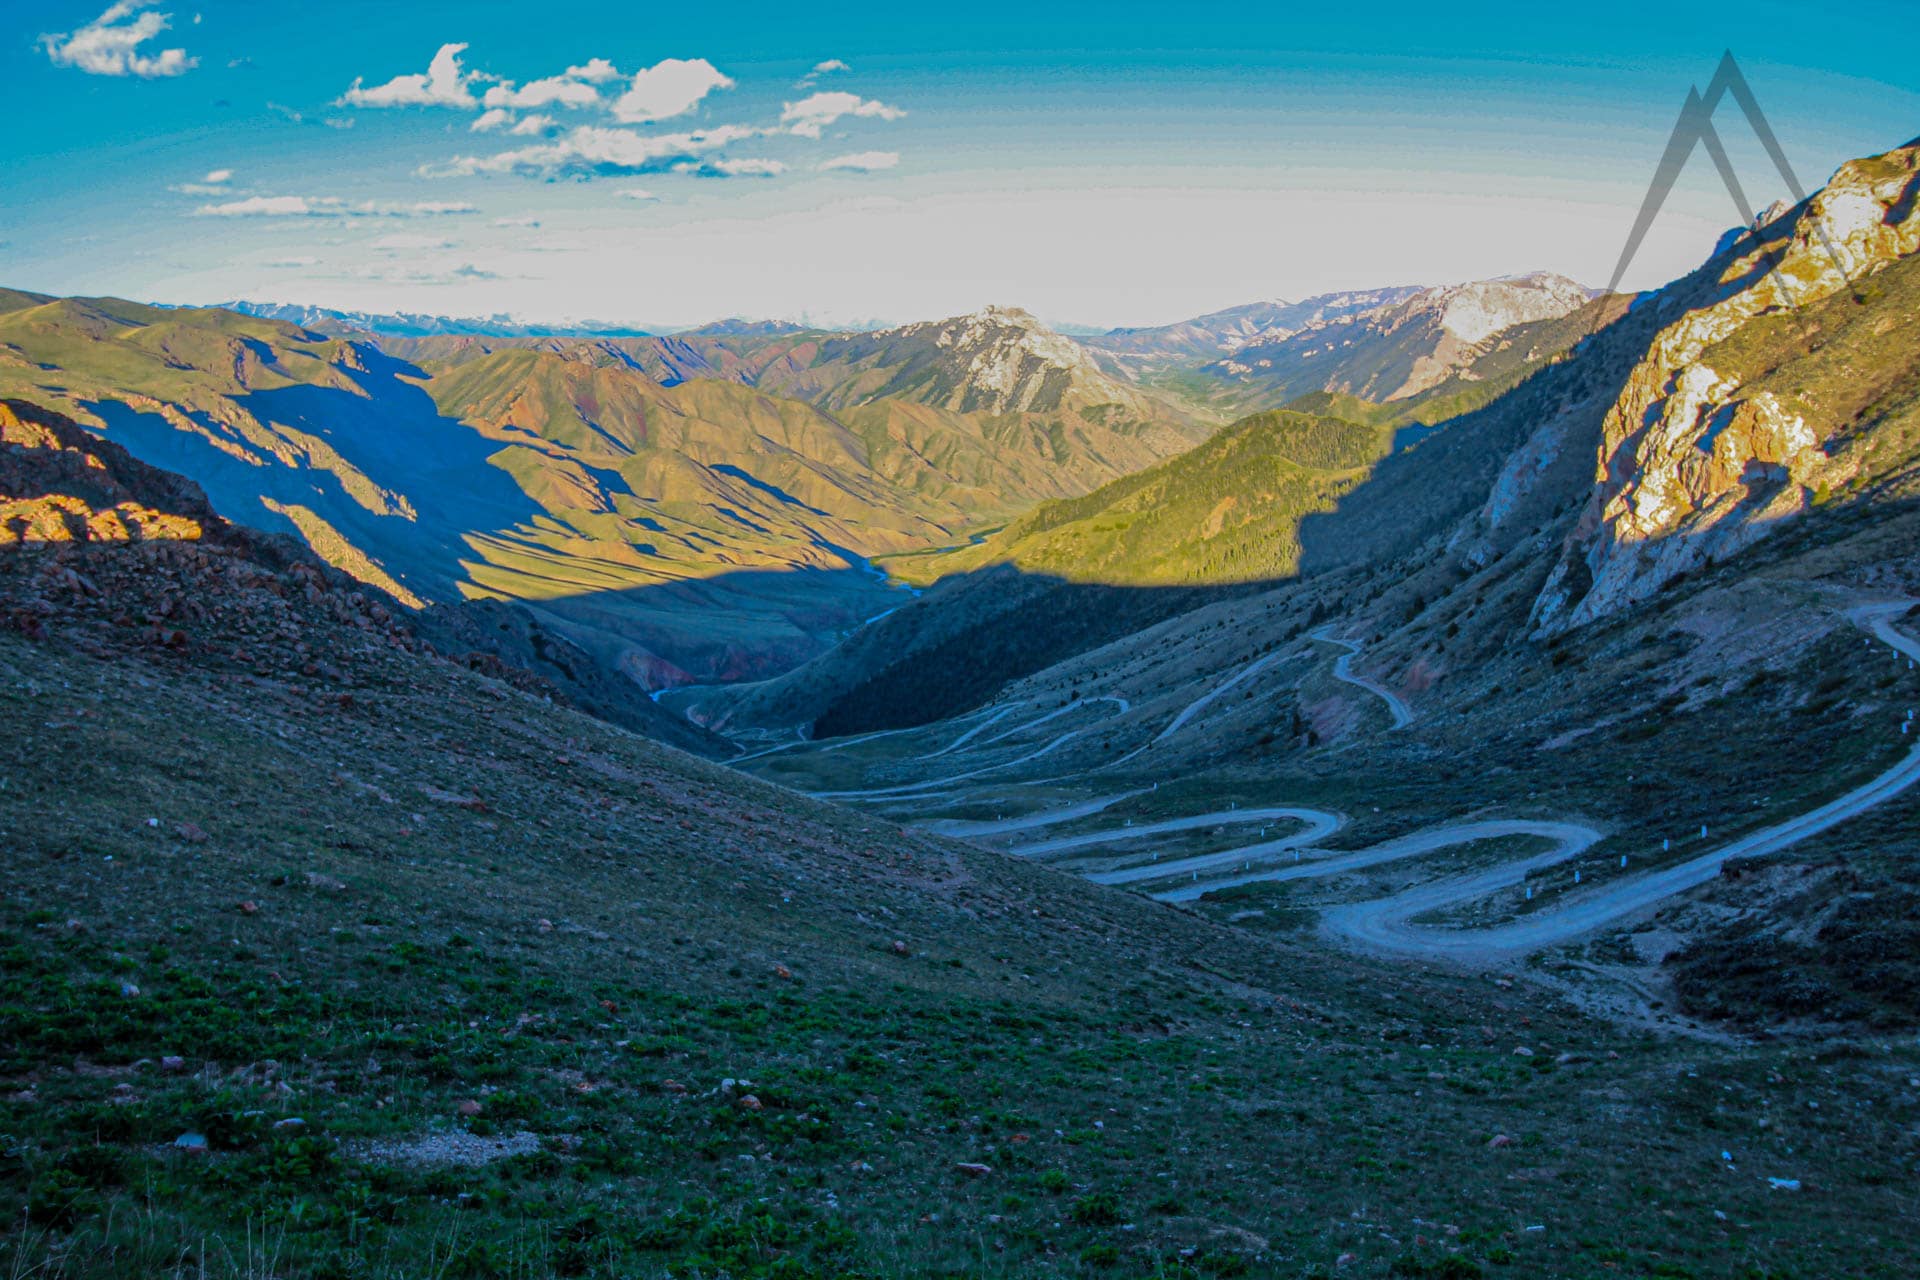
[1530,143,1920,633]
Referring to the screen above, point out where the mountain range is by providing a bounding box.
[216,299,660,340]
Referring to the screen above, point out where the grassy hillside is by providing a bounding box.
[895,410,1392,588]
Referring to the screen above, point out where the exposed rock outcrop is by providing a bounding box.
[0,398,423,668]
[0,399,216,545]
[1531,142,1920,633]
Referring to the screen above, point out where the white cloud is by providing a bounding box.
[263,256,318,269]
[195,195,478,218]
[615,187,659,201]
[203,168,232,184]
[795,57,849,88]
[566,58,621,84]
[483,74,601,110]
[371,233,457,250]
[493,215,541,228]
[610,58,733,124]
[339,42,477,108]
[345,261,509,286]
[196,195,317,217]
[780,91,904,139]
[673,158,786,179]
[509,113,557,136]
[471,108,514,132]
[429,123,758,179]
[41,0,196,78]
[819,151,899,173]
[797,60,850,90]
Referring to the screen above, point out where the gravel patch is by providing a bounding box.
[351,1129,546,1168]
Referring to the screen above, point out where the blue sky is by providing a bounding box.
[4,0,1917,328]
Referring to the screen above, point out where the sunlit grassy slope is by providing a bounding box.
[892,410,1393,587]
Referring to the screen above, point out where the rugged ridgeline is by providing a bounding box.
[0,272,1617,739]
[392,305,1209,505]
[1193,273,1597,415]
[1080,287,1424,376]
[0,296,1207,697]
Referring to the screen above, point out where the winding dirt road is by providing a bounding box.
[1312,629,1414,729]
[1012,806,1343,859]
[757,597,1920,966]
[809,697,1130,799]
[1319,740,1920,962]
[1142,603,1920,962]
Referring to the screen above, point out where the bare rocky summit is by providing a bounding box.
[1533,142,1920,632]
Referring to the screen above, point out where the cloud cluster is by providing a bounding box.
[819,151,899,173]
[430,124,765,180]
[41,0,196,78]
[338,44,901,185]
[196,196,478,219]
[781,91,905,139]
[371,233,458,250]
[338,45,733,127]
[170,169,236,196]
[566,59,622,84]
[674,158,787,179]
[340,42,476,108]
